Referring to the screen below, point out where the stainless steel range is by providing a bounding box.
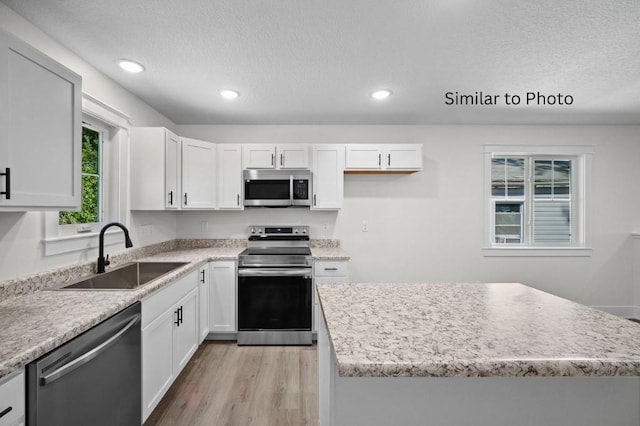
[237,226,312,345]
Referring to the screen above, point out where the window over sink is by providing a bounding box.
[43,95,131,256]
[483,144,592,257]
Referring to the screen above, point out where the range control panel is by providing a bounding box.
[248,225,309,237]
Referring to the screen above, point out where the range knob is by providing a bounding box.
[249,228,255,234]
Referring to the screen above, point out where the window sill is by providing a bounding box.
[44,230,125,256]
[482,246,592,257]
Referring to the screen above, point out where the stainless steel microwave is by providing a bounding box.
[243,169,311,207]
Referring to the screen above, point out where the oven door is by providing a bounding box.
[237,268,312,343]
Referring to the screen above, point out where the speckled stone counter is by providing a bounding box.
[310,247,350,260]
[0,238,351,380]
[0,245,245,380]
[317,282,640,378]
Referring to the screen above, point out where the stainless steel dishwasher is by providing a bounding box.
[27,302,141,426]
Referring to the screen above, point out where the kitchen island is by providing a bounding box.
[317,282,640,426]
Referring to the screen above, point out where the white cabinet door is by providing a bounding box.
[217,144,243,210]
[198,264,210,343]
[142,310,174,421]
[209,261,237,332]
[311,145,344,210]
[173,288,199,373]
[0,371,25,426]
[345,144,383,170]
[313,261,349,334]
[181,138,216,209]
[384,144,422,170]
[164,130,181,209]
[0,30,81,210]
[278,144,309,169]
[131,127,182,210]
[243,144,275,169]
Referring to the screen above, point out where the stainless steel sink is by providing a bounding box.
[54,261,189,290]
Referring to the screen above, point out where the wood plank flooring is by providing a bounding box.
[144,341,318,426]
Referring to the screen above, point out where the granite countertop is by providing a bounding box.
[0,239,349,380]
[317,282,640,378]
[311,247,350,260]
[0,246,244,380]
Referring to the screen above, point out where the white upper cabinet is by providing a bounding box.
[277,144,309,169]
[345,144,422,172]
[384,144,423,170]
[131,127,182,210]
[344,144,382,170]
[311,145,344,210]
[242,144,309,169]
[0,30,82,210]
[181,138,216,209]
[165,132,181,209]
[217,144,243,210]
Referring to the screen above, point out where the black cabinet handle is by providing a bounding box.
[313,194,317,206]
[388,154,391,166]
[271,153,275,166]
[324,267,338,271]
[178,306,183,325]
[0,168,10,200]
[184,193,188,205]
[0,406,13,418]
[174,309,180,326]
[200,270,205,283]
[280,154,284,166]
[237,194,240,206]
[168,191,173,206]
[378,154,381,166]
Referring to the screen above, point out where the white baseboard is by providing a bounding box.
[591,305,640,319]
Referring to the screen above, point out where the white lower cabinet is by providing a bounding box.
[142,270,199,422]
[198,264,210,343]
[0,370,24,426]
[209,261,237,333]
[313,260,349,334]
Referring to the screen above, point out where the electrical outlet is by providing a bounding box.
[322,223,329,231]
[362,221,368,232]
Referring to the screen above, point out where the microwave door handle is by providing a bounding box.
[290,175,294,205]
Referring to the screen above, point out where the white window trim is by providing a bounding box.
[482,144,593,257]
[43,94,131,256]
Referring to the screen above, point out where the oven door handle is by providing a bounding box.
[238,268,311,277]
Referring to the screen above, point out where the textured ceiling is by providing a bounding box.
[2,0,639,125]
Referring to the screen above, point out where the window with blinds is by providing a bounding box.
[490,156,576,246]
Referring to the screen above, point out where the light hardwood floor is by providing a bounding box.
[144,341,318,426]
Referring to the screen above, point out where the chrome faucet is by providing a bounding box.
[97,222,133,273]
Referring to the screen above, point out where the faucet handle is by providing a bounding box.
[105,254,110,267]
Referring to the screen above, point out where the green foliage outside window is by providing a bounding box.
[59,126,101,224]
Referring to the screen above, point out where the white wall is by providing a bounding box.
[0,4,177,282]
[177,124,640,306]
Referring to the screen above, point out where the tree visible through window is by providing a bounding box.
[59,125,101,224]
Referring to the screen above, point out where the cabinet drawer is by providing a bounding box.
[314,261,348,277]
[0,371,24,426]
[142,270,197,328]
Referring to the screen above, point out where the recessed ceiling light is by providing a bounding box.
[371,89,392,100]
[117,59,145,73]
[220,90,240,100]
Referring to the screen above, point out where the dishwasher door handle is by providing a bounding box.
[40,314,141,386]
